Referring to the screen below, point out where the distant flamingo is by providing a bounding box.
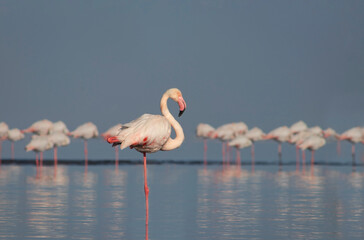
[228,135,252,166]
[290,130,314,171]
[298,135,326,165]
[69,122,99,170]
[25,135,53,178]
[0,122,9,164]
[48,132,70,176]
[323,128,341,155]
[214,122,247,165]
[102,123,122,168]
[107,88,186,226]
[264,126,291,165]
[50,121,70,134]
[6,129,25,160]
[340,127,363,166]
[196,123,215,165]
[245,127,265,165]
[290,121,308,134]
[23,119,53,135]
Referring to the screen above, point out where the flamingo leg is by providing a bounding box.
[337,140,341,155]
[11,142,14,161]
[115,147,119,171]
[251,143,255,173]
[203,139,207,166]
[278,143,282,165]
[143,152,149,226]
[302,150,306,174]
[35,153,39,178]
[222,142,225,166]
[84,140,88,174]
[236,148,241,166]
[54,146,58,178]
[352,143,356,166]
[40,151,43,177]
[226,144,230,166]
[311,150,315,165]
[296,145,300,172]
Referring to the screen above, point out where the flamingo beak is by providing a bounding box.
[178,97,186,117]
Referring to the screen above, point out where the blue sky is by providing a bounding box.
[1,0,364,161]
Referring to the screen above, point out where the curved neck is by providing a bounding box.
[160,93,184,151]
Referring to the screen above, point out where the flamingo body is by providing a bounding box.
[70,122,99,139]
[0,122,9,139]
[7,129,25,142]
[101,123,122,140]
[196,123,215,139]
[50,121,69,134]
[290,121,308,134]
[23,119,53,135]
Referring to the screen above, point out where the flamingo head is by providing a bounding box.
[165,88,187,117]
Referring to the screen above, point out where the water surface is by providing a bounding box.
[0,162,363,240]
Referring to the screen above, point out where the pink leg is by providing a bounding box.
[115,147,119,171]
[337,140,341,155]
[302,150,306,174]
[11,142,14,160]
[54,146,58,178]
[278,143,282,165]
[203,139,207,166]
[84,140,88,174]
[143,152,149,225]
[236,148,241,166]
[35,153,39,178]
[352,143,356,166]
[311,150,315,165]
[40,152,43,177]
[222,142,225,166]
[226,145,230,166]
[296,145,300,172]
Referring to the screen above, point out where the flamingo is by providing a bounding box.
[290,121,308,134]
[69,122,99,169]
[48,132,70,174]
[196,123,215,165]
[6,129,25,160]
[101,123,123,168]
[264,126,291,164]
[340,127,363,165]
[228,135,252,166]
[50,121,70,134]
[25,135,53,177]
[0,122,9,163]
[106,88,186,226]
[245,127,265,164]
[298,135,326,165]
[322,128,341,155]
[22,119,53,135]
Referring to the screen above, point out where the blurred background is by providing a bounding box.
[1,0,364,161]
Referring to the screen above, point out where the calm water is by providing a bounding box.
[0,162,363,240]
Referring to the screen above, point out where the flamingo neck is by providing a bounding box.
[160,93,184,151]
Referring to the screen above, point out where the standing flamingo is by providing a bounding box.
[298,135,326,165]
[290,121,308,134]
[6,129,25,160]
[0,122,9,164]
[69,122,99,170]
[50,121,70,134]
[323,128,341,155]
[228,135,252,166]
[107,88,186,226]
[48,132,70,175]
[102,123,123,168]
[245,127,265,165]
[25,135,53,177]
[264,126,291,165]
[196,123,215,165]
[23,119,53,135]
[340,127,363,166]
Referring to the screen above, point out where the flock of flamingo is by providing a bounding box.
[0,88,187,229]
[196,121,364,168]
[0,87,362,233]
